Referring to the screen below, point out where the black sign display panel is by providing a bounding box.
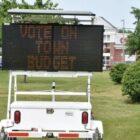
[2,24,104,71]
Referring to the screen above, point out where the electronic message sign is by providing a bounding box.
[2,24,104,71]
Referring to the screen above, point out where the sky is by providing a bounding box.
[21,0,140,30]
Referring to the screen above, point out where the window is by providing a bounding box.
[106,56,110,60]
[104,35,111,42]
[103,56,110,65]
[107,35,110,41]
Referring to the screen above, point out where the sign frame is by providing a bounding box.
[2,23,104,72]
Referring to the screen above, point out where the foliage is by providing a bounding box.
[0,0,59,23]
[0,0,18,23]
[122,61,140,102]
[18,0,61,24]
[118,29,132,33]
[0,26,2,48]
[34,0,58,9]
[109,63,129,84]
[0,0,59,47]
[126,7,140,59]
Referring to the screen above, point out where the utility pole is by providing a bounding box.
[121,19,125,62]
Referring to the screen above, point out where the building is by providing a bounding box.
[94,17,136,70]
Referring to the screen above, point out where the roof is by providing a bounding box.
[94,16,118,31]
[8,9,95,16]
[100,17,117,30]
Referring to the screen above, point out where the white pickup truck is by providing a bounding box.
[0,71,103,140]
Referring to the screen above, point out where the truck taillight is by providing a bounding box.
[14,111,21,124]
[82,111,88,124]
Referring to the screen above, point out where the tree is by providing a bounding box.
[0,0,19,47]
[34,0,58,9]
[0,0,59,23]
[122,61,140,102]
[126,7,140,60]
[118,29,132,33]
[28,0,60,24]
[109,63,129,84]
[0,0,59,47]
[18,0,33,9]
[0,0,18,23]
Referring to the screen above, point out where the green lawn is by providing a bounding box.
[0,70,140,140]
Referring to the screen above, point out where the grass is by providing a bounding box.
[0,71,140,140]
[92,72,140,140]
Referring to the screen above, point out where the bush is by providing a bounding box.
[109,63,129,84]
[122,61,140,102]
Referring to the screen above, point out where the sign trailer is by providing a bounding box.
[0,9,104,140]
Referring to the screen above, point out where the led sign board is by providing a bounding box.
[2,24,103,71]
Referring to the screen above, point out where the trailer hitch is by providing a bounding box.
[46,132,55,138]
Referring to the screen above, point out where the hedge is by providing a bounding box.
[109,63,129,84]
[122,61,140,102]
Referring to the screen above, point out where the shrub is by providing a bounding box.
[122,61,140,102]
[109,63,129,84]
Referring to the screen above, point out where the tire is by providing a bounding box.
[93,128,101,140]
[7,137,17,140]
[0,131,17,140]
[85,128,103,140]
[0,132,6,140]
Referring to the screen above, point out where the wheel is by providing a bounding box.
[85,128,103,140]
[0,131,17,140]
[7,137,17,140]
[93,128,101,140]
[85,129,102,140]
[0,131,6,140]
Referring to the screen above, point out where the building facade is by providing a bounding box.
[94,17,136,70]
